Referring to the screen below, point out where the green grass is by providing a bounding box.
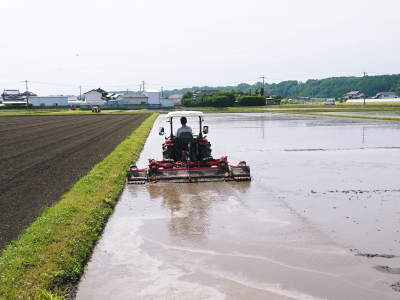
[263,107,400,114]
[0,113,158,299]
[306,113,400,122]
[180,106,400,114]
[267,102,400,108]
[183,106,267,113]
[174,104,400,114]
[3,102,400,117]
[270,110,400,122]
[0,109,151,117]
[0,107,265,116]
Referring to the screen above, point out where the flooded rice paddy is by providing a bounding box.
[77,113,400,300]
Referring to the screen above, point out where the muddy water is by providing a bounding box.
[77,113,400,300]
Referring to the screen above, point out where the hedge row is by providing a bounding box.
[182,92,235,107]
[237,96,266,106]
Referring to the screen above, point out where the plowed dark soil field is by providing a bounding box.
[0,114,149,249]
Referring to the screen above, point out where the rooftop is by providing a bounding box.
[166,111,204,118]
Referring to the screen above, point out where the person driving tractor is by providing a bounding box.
[176,116,192,137]
[127,111,251,183]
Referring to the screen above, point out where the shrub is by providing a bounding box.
[211,95,235,107]
[182,98,195,107]
[238,96,266,106]
[182,93,235,107]
[182,91,193,100]
[215,91,235,102]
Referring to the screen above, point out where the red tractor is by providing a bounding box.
[127,111,251,183]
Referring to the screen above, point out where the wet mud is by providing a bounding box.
[392,282,400,292]
[374,266,400,275]
[77,113,400,299]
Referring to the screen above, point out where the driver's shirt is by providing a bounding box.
[176,125,192,137]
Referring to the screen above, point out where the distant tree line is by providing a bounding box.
[182,91,266,107]
[164,74,400,99]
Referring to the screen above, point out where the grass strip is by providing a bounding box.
[308,113,400,122]
[186,107,267,113]
[272,102,400,108]
[270,110,400,122]
[0,109,152,117]
[0,113,158,299]
[263,107,400,113]
[3,104,400,117]
[0,107,266,116]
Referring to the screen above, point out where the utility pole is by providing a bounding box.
[259,76,265,96]
[24,80,29,109]
[363,72,367,105]
[79,85,82,100]
[142,80,145,92]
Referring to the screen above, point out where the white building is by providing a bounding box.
[374,92,398,99]
[168,94,183,105]
[83,89,107,105]
[142,90,160,105]
[2,89,27,106]
[160,99,174,107]
[121,94,148,105]
[343,91,365,99]
[28,96,70,107]
[346,98,400,103]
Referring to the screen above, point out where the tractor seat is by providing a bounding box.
[177,132,194,147]
[176,132,194,161]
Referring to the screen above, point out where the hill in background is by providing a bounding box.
[162,74,400,99]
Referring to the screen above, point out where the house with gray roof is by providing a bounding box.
[343,91,365,100]
[374,92,398,99]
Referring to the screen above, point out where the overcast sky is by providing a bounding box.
[1,0,399,95]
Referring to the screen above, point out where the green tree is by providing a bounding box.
[182,91,193,100]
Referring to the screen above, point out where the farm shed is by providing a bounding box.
[28,96,70,107]
[143,90,160,105]
[121,94,149,105]
[83,89,107,105]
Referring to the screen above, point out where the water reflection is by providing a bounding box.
[144,182,250,241]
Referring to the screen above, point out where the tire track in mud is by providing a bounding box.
[0,114,149,249]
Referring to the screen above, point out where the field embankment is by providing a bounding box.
[0,109,151,117]
[0,114,156,298]
[267,109,400,122]
[178,104,400,114]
